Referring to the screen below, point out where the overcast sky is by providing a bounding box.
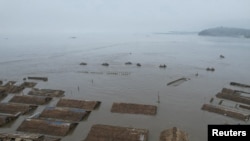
[1,0,250,33]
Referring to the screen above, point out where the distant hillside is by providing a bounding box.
[198,27,250,38]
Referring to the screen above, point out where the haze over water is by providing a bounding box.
[1,0,250,33]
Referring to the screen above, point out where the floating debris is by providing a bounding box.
[17,118,78,136]
[0,103,37,115]
[56,98,101,111]
[0,133,61,141]
[206,67,215,71]
[230,82,250,88]
[106,71,131,76]
[80,62,87,65]
[84,124,149,141]
[102,63,109,66]
[78,71,89,74]
[160,127,189,141]
[125,62,132,65]
[38,107,90,122]
[28,77,48,81]
[91,71,103,74]
[167,77,189,86]
[111,102,157,115]
[201,104,250,121]
[216,88,250,105]
[159,64,167,68]
[9,95,52,105]
[80,71,131,76]
[28,88,65,97]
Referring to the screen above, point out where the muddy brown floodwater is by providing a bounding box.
[0,33,250,141]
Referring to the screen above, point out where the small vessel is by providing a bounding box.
[159,64,167,68]
[102,63,109,66]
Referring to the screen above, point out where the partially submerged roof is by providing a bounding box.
[0,103,37,115]
[17,118,78,136]
[20,81,37,88]
[0,133,44,141]
[0,133,61,141]
[111,102,157,115]
[0,81,26,94]
[0,84,24,94]
[201,104,250,121]
[230,82,250,88]
[0,113,21,126]
[38,107,90,122]
[216,88,250,105]
[160,127,189,141]
[56,98,101,110]
[0,81,36,94]
[9,95,52,105]
[28,88,65,97]
[84,124,149,141]
[0,115,14,126]
[0,115,8,126]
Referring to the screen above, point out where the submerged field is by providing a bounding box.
[0,33,250,141]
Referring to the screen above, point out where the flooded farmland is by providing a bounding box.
[0,33,250,141]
